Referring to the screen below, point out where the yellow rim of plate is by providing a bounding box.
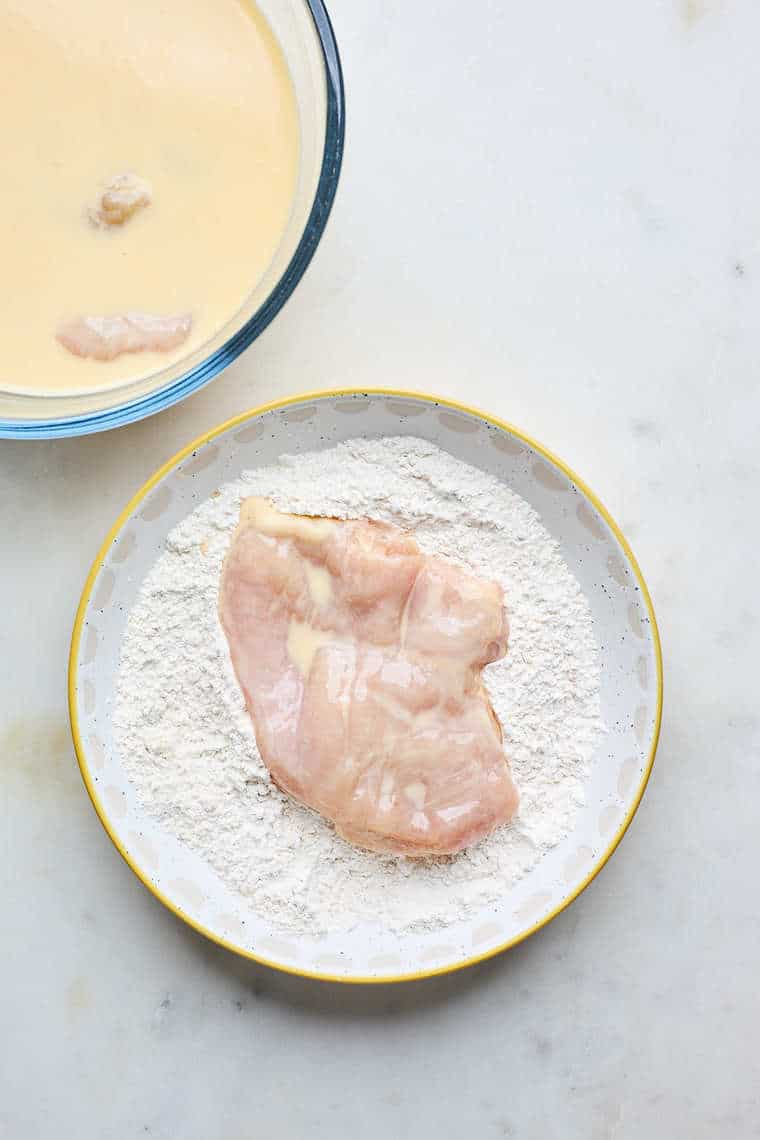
[68,387,663,985]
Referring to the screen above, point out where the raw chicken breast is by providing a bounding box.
[219,499,519,856]
[57,312,192,362]
[89,173,152,227]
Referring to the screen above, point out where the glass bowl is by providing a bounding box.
[0,0,344,440]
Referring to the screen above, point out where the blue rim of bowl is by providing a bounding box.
[1,0,345,440]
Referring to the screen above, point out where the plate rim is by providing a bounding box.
[68,386,664,984]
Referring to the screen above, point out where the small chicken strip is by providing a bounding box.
[89,173,152,227]
[219,498,519,857]
[57,312,192,362]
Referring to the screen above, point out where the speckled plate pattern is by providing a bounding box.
[69,389,662,983]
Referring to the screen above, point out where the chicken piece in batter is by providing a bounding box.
[57,311,192,362]
[89,173,152,227]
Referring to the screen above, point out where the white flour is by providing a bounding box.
[114,437,603,935]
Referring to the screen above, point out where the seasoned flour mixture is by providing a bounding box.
[114,438,604,935]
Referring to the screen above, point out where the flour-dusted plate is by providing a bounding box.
[69,389,662,982]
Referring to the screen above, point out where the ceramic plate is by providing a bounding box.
[69,389,662,982]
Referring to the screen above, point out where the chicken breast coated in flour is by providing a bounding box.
[219,498,519,856]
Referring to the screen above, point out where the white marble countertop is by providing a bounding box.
[2,2,758,1136]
